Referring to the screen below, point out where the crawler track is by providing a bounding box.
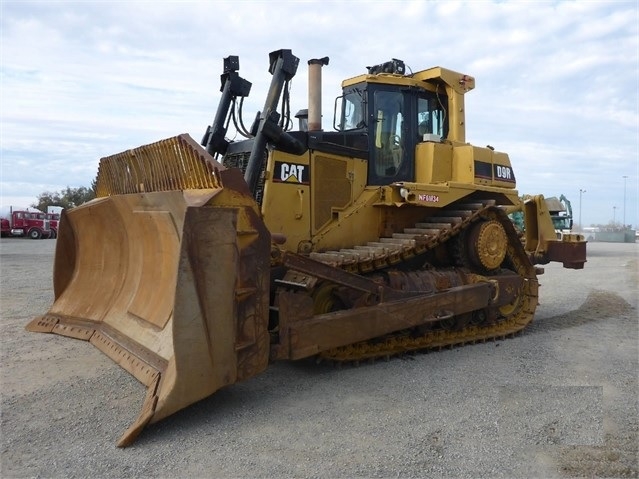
[307,201,539,362]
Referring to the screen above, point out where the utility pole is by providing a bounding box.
[623,175,628,228]
[579,188,586,229]
[613,206,617,224]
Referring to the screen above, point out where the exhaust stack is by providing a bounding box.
[307,57,329,131]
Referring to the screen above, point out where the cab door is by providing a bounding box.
[367,88,415,185]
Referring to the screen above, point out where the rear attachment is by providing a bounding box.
[27,135,271,446]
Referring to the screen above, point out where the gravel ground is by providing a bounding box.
[1,238,637,478]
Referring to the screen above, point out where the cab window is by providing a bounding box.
[373,90,405,177]
[337,89,366,131]
[417,94,447,139]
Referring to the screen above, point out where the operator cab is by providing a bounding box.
[333,59,450,186]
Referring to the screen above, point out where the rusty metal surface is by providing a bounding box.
[275,257,524,361]
[95,134,225,197]
[117,374,160,447]
[29,168,271,446]
[280,282,491,360]
[385,268,465,293]
[488,272,524,308]
[545,239,587,269]
[278,204,540,362]
[281,251,420,301]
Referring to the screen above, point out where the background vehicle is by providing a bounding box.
[46,206,64,239]
[509,194,573,239]
[28,49,586,446]
[0,206,51,239]
[547,194,573,232]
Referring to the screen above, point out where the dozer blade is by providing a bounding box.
[27,135,271,446]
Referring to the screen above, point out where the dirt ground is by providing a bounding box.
[0,238,637,478]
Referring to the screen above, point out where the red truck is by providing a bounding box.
[0,206,52,239]
[46,206,64,239]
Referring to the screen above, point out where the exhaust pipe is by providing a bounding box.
[307,57,329,131]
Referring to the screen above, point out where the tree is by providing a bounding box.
[32,186,96,211]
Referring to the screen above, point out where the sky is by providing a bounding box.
[1,0,638,228]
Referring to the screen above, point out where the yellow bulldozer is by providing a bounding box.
[27,49,586,446]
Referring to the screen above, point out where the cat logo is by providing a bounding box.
[274,161,310,184]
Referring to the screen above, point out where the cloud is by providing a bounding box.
[1,0,637,227]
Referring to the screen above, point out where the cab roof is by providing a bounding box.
[342,66,475,95]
